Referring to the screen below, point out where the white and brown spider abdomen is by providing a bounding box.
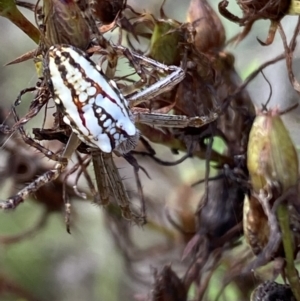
[44,44,138,154]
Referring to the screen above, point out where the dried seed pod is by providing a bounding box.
[187,0,226,52]
[42,0,90,49]
[288,0,300,14]
[182,173,244,262]
[197,175,244,244]
[219,0,291,45]
[245,108,300,257]
[238,0,291,20]
[247,108,298,194]
[243,194,270,255]
[251,281,296,301]
[150,266,187,301]
[90,0,125,25]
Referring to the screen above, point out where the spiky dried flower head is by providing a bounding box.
[238,0,291,20]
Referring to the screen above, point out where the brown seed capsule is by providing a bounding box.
[90,0,125,25]
[42,0,90,50]
[247,108,298,194]
[187,0,226,52]
[197,175,244,244]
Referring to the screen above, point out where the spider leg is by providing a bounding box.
[0,85,49,135]
[0,117,79,210]
[73,153,93,199]
[102,153,145,225]
[62,153,90,233]
[14,86,37,106]
[90,44,185,104]
[12,107,62,161]
[0,160,67,209]
[102,153,130,217]
[123,153,147,224]
[91,151,110,205]
[126,65,184,108]
[133,111,219,128]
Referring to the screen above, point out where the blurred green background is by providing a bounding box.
[0,1,300,300]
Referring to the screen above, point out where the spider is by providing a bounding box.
[0,44,219,228]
